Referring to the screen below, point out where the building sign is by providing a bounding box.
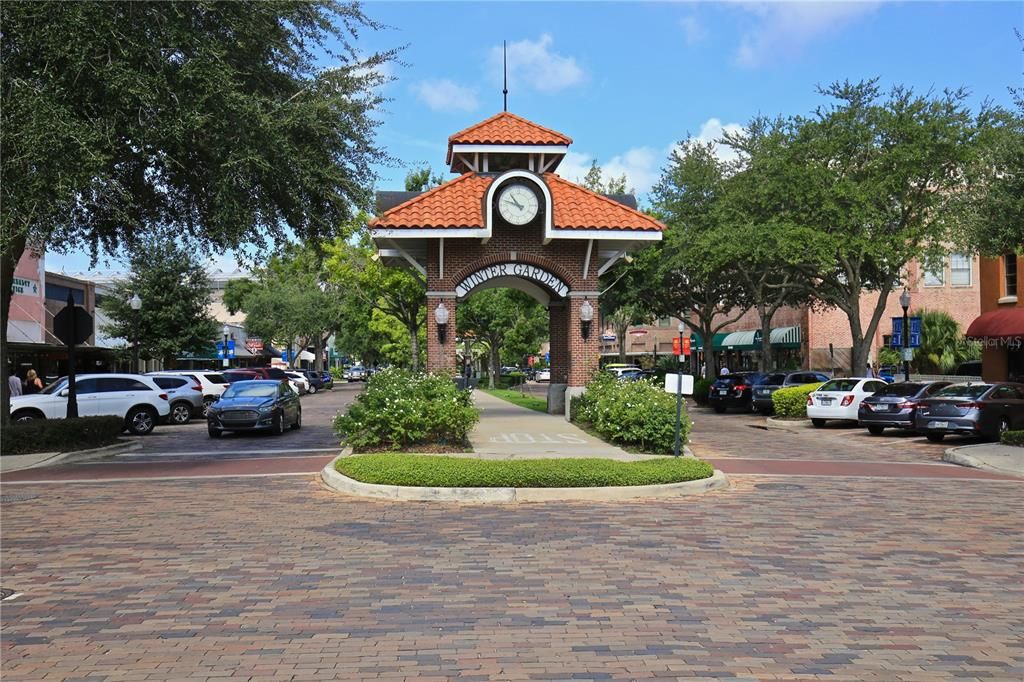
[245,338,264,354]
[11,277,40,296]
[455,263,569,299]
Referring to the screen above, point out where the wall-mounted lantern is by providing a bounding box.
[435,302,450,344]
[579,299,594,340]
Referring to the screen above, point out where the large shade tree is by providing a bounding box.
[1,0,396,419]
[457,289,547,388]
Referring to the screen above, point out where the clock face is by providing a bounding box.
[497,183,540,225]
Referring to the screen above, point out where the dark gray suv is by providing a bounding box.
[752,371,831,414]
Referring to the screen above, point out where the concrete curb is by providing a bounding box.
[320,454,729,503]
[943,445,1024,478]
[1,440,143,473]
[765,417,811,432]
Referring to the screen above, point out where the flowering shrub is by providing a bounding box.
[573,372,688,454]
[333,368,479,451]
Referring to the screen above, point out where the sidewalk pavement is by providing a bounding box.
[0,441,140,474]
[944,442,1024,478]
[468,390,661,460]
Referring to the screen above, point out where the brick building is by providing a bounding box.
[967,252,1023,382]
[370,112,663,412]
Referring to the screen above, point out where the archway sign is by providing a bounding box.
[370,112,664,414]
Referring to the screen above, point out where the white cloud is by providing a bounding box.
[410,79,479,113]
[558,117,746,196]
[734,2,880,68]
[488,35,585,94]
[679,16,707,46]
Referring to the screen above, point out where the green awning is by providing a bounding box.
[716,326,802,351]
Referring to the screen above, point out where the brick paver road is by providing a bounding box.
[3,473,1022,681]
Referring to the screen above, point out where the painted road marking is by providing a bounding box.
[115,447,341,457]
[488,433,587,444]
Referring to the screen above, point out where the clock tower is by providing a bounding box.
[370,112,663,414]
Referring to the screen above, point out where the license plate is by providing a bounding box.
[820,398,833,405]
[928,421,948,429]
[719,390,728,395]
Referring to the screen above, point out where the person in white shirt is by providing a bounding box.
[719,366,730,376]
[8,372,22,397]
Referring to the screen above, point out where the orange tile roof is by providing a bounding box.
[447,113,572,163]
[371,172,664,233]
[370,174,490,229]
[545,174,665,231]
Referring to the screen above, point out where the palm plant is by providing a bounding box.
[914,310,965,374]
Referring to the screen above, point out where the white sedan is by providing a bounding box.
[285,371,310,395]
[535,369,551,382]
[10,373,171,435]
[806,377,890,427]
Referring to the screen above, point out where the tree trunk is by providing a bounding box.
[1,234,28,427]
[488,344,499,389]
[846,282,895,378]
[408,320,420,373]
[757,306,774,372]
[698,321,717,379]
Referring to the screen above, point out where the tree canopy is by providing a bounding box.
[456,289,547,388]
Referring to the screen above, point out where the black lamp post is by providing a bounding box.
[579,300,594,339]
[129,293,142,373]
[900,287,911,382]
[222,324,231,369]
[435,302,449,344]
[674,322,685,457]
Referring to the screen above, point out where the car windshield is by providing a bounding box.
[223,383,277,398]
[934,384,991,399]
[765,374,787,384]
[873,383,926,397]
[717,374,761,386]
[818,379,860,392]
[41,377,69,394]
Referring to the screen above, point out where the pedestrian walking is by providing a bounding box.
[23,368,43,395]
[8,371,22,397]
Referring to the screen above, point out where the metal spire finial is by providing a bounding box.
[502,40,508,112]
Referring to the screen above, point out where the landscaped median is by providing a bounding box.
[481,387,546,412]
[321,453,728,503]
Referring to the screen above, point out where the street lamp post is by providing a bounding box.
[222,324,231,368]
[674,322,685,458]
[900,288,911,382]
[129,293,142,373]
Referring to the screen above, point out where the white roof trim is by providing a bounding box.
[451,143,568,156]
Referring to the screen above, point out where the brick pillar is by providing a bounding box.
[548,302,569,384]
[567,295,600,387]
[425,296,457,375]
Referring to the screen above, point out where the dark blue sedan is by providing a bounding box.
[207,380,301,437]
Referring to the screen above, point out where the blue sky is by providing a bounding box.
[50,1,1023,273]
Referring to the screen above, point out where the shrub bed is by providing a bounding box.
[483,388,546,412]
[572,372,688,454]
[333,368,479,451]
[1,416,125,456]
[771,382,824,419]
[336,454,714,488]
[693,378,714,406]
[1001,430,1024,447]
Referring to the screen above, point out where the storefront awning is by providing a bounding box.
[966,309,1024,339]
[717,326,802,350]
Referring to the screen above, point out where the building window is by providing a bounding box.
[658,317,671,327]
[922,259,944,286]
[45,283,85,305]
[1006,255,1019,298]
[950,253,972,286]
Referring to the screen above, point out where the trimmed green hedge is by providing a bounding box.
[333,368,479,451]
[336,454,714,488]
[573,372,689,454]
[1,416,125,456]
[496,372,527,389]
[771,382,824,418]
[1001,430,1024,447]
[693,378,714,406]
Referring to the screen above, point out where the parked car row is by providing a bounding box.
[704,370,1023,442]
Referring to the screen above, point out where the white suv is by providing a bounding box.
[147,370,230,417]
[10,374,171,435]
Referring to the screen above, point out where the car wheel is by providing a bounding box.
[290,408,302,430]
[273,412,285,436]
[308,384,317,394]
[926,433,945,442]
[713,405,726,414]
[12,409,44,423]
[170,402,192,425]
[811,418,826,428]
[202,397,216,418]
[867,425,885,435]
[208,425,223,438]
[126,406,157,435]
